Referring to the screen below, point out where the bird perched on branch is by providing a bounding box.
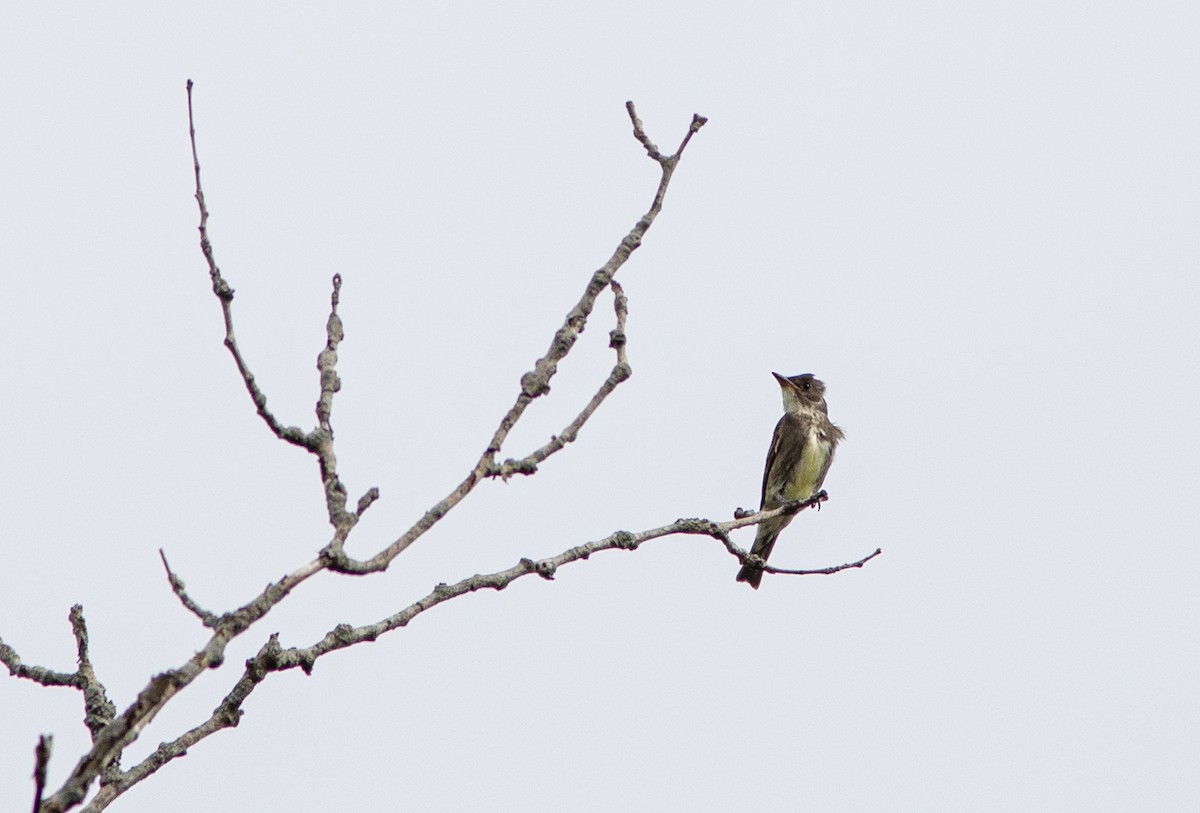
[736,372,844,589]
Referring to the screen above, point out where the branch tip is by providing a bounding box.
[32,734,52,813]
[356,487,380,516]
[159,549,220,628]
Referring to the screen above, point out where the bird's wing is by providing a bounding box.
[760,415,789,508]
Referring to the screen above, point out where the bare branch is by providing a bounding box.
[111,495,876,776]
[627,103,664,160]
[309,501,878,653]
[315,273,343,436]
[490,279,632,479]
[675,112,708,158]
[20,535,324,811]
[1,606,117,789]
[309,272,368,531]
[36,551,326,813]
[186,80,311,450]
[0,636,79,688]
[328,104,708,574]
[40,671,185,813]
[732,491,829,524]
[75,634,280,813]
[763,548,883,576]
[158,550,219,628]
[1,605,116,723]
[627,103,705,163]
[35,90,375,807]
[67,606,117,746]
[27,94,719,812]
[59,491,871,809]
[187,84,371,542]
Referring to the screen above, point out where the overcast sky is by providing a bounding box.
[3,3,1198,811]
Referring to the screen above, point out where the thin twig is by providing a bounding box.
[627,102,663,160]
[32,734,52,813]
[313,273,358,528]
[764,548,882,575]
[0,637,80,688]
[315,273,343,436]
[158,551,220,628]
[186,81,311,451]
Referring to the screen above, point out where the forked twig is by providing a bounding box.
[325,103,708,573]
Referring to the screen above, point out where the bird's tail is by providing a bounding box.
[736,516,788,590]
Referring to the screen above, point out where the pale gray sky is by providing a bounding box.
[3,3,1198,811]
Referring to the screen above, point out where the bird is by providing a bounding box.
[736,372,844,589]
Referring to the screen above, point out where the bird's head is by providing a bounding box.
[772,372,828,414]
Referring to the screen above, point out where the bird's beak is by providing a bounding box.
[771,371,789,387]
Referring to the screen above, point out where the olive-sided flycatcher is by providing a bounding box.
[736,372,844,589]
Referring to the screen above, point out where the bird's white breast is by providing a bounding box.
[782,426,832,502]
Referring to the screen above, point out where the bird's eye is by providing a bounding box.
[801,382,811,391]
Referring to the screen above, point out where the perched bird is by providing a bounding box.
[736,372,844,589]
